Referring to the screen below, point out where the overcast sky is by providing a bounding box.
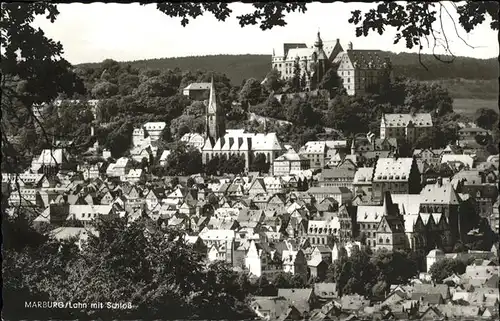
[32,2,498,65]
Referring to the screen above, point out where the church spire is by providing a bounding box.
[382,191,394,216]
[208,76,216,111]
[206,76,225,141]
[314,30,323,49]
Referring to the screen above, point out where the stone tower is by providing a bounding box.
[313,31,328,88]
[206,77,225,141]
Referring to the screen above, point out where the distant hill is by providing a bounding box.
[77,52,498,97]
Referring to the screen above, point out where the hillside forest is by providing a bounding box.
[4,56,499,175]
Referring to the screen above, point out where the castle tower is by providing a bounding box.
[206,77,225,141]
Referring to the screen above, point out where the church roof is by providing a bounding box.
[202,137,214,151]
[323,39,344,60]
[420,182,460,205]
[210,130,283,152]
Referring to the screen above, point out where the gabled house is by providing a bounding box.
[145,188,166,210]
[276,306,303,321]
[248,178,267,197]
[277,288,317,315]
[418,306,443,320]
[250,296,290,321]
[245,240,283,277]
[282,249,308,281]
[267,194,287,210]
[374,193,407,252]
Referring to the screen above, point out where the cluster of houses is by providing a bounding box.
[3,141,499,319]
[251,257,499,321]
[5,78,497,320]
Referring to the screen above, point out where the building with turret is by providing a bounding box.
[271,33,392,95]
[271,32,337,90]
[201,78,285,173]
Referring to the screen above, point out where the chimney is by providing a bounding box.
[348,42,353,50]
[336,38,340,44]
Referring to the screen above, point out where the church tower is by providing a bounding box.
[206,77,225,141]
[314,31,328,86]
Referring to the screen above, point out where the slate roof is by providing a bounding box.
[420,182,460,205]
[411,292,443,305]
[441,154,474,168]
[373,158,414,182]
[307,186,352,195]
[382,113,433,128]
[412,284,450,300]
[391,194,422,215]
[277,288,314,314]
[345,49,388,69]
[353,167,374,183]
[321,168,356,180]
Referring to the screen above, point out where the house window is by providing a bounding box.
[386,238,390,244]
[379,238,383,243]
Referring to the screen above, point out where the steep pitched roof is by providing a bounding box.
[420,182,460,205]
[344,49,387,69]
[353,167,374,183]
[321,167,356,180]
[382,113,433,128]
[277,288,314,314]
[373,158,414,182]
[183,82,211,90]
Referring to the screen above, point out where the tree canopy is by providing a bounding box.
[152,1,498,66]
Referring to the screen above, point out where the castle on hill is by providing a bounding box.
[271,31,392,95]
[200,79,285,174]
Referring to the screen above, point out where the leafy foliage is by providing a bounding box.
[327,247,419,297]
[428,258,468,283]
[249,153,270,174]
[474,108,499,130]
[240,78,265,107]
[2,216,254,319]
[1,3,85,172]
[162,142,203,176]
[204,154,246,175]
[349,2,498,63]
